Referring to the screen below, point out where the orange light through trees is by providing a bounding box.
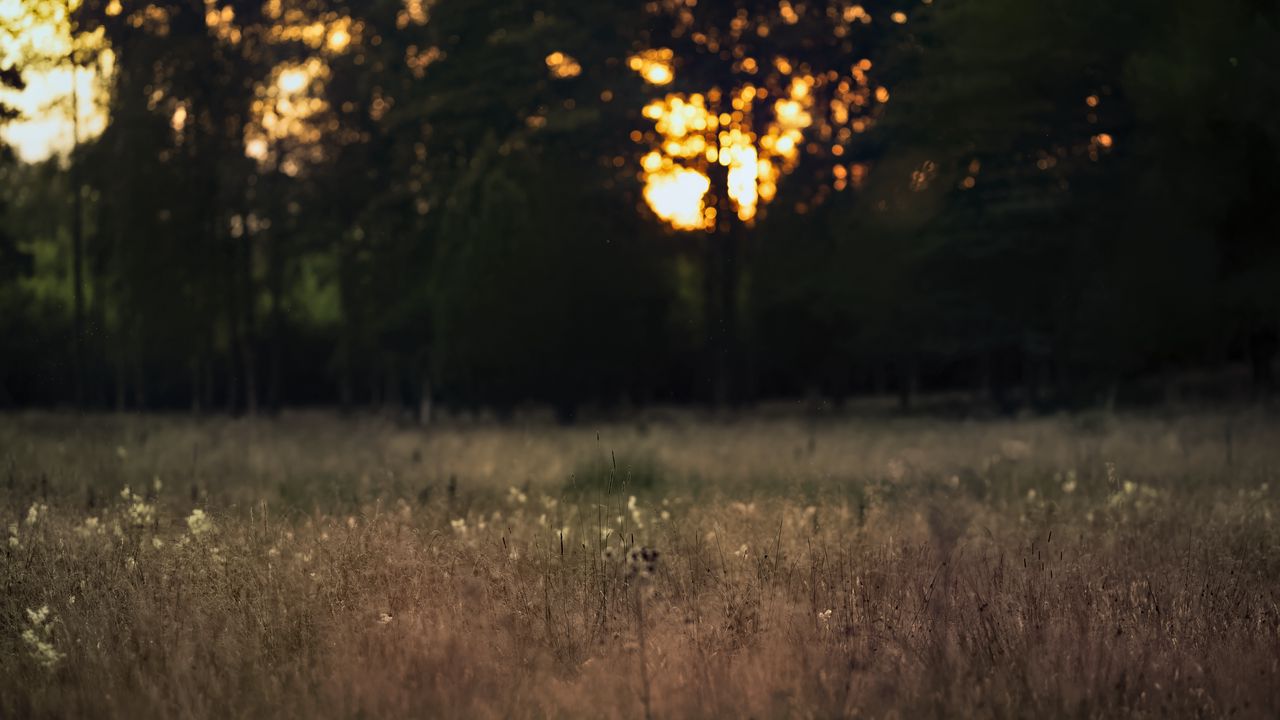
[630,1,892,231]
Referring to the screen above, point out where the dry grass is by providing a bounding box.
[2,410,1279,718]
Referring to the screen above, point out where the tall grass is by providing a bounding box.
[1,410,1278,718]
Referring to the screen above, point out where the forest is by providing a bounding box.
[2,0,1278,417]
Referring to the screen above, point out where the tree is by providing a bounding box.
[626,0,907,405]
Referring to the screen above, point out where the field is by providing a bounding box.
[2,410,1279,718]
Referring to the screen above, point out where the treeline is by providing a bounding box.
[1,0,1277,417]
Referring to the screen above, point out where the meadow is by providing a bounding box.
[2,409,1278,718]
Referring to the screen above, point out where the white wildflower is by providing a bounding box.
[26,503,47,526]
[186,509,215,537]
[26,606,51,626]
[124,491,155,528]
[20,614,62,671]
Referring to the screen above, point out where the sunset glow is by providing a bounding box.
[630,48,849,229]
[0,0,112,162]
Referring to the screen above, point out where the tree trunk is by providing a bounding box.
[71,69,85,410]
[132,356,146,411]
[898,356,918,411]
[1249,323,1277,399]
[974,350,993,406]
[114,349,126,412]
[704,162,742,410]
[190,357,202,414]
[240,227,258,418]
[267,240,284,414]
[418,368,433,426]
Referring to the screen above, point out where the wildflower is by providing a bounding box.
[21,608,63,670]
[1123,480,1137,495]
[1026,489,1038,502]
[1062,479,1078,494]
[818,609,833,624]
[75,517,102,539]
[26,606,50,626]
[378,613,394,624]
[152,476,163,493]
[186,509,215,537]
[450,518,467,534]
[733,543,749,558]
[25,503,47,526]
[123,490,155,528]
[125,556,137,571]
[507,486,528,505]
[660,510,671,521]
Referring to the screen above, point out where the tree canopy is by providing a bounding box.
[1,0,1276,414]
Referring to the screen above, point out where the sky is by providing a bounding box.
[0,0,111,163]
